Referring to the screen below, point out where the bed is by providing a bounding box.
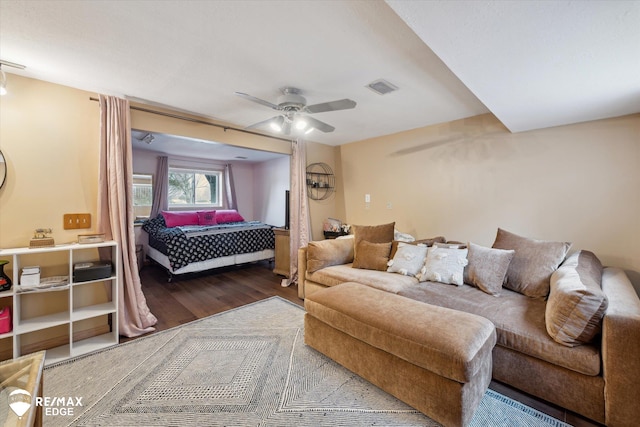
[141,210,275,280]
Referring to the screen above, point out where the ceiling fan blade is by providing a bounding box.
[305,116,335,133]
[235,92,280,110]
[304,98,356,114]
[245,116,281,130]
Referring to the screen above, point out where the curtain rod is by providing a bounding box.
[89,97,293,143]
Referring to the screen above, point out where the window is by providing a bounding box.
[168,167,223,208]
[132,174,153,218]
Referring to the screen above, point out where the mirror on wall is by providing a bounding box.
[0,150,6,189]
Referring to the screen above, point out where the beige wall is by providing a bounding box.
[340,113,640,279]
[0,74,101,248]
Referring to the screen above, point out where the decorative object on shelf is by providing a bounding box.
[78,233,106,244]
[29,228,54,248]
[0,149,7,190]
[306,162,335,200]
[0,306,11,333]
[0,259,11,291]
[322,218,350,239]
[20,266,40,286]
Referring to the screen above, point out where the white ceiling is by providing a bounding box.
[1,1,638,148]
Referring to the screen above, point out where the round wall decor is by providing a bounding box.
[306,162,335,200]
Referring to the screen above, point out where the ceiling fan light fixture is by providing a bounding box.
[270,116,285,132]
[304,127,314,135]
[295,118,308,130]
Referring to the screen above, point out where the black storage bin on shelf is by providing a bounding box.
[73,261,112,282]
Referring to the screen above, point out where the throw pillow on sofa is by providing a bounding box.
[387,243,428,277]
[352,222,395,258]
[389,236,446,258]
[419,246,468,286]
[492,228,571,298]
[546,250,608,347]
[307,238,355,274]
[464,242,515,297]
[352,240,392,271]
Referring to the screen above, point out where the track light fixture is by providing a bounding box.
[0,59,27,96]
[0,68,6,96]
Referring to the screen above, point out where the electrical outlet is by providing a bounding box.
[386,202,393,209]
[64,213,92,230]
[365,194,371,203]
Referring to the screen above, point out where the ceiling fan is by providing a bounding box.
[235,87,356,135]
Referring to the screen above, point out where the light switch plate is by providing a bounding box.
[63,213,91,230]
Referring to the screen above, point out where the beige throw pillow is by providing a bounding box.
[352,222,395,258]
[389,236,446,258]
[352,240,392,271]
[464,242,515,296]
[387,243,428,277]
[492,228,571,298]
[307,238,355,274]
[419,246,468,286]
[546,250,608,347]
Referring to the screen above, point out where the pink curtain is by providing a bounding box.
[224,164,237,210]
[149,155,168,218]
[98,95,157,337]
[283,138,311,287]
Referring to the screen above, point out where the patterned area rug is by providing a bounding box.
[44,297,570,426]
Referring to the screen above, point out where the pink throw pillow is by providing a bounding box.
[215,209,245,224]
[197,210,217,226]
[161,211,199,228]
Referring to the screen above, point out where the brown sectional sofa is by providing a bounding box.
[298,241,640,426]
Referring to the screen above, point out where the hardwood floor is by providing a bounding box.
[133,260,600,426]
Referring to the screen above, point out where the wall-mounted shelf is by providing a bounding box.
[306,162,335,201]
[0,241,119,365]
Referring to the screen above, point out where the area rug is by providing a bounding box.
[44,297,570,426]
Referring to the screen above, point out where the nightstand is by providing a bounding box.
[273,228,290,278]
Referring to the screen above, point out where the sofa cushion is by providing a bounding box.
[305,282,496,383]
[546,250,607,347]
[398,282,601,376]
[352,222,395,258]
[387,243,428,277]
[492,228,571,298]
[306,264,417,294]
[352,240,392,271]
[419,246,468,286]
[307,238,354,274]
[464,242,515,296]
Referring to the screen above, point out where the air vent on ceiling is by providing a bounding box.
[366,79,398,95]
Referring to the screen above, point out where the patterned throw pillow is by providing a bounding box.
[419,246,468,286]
[387,243,428,277]
[464,242,515,296]
[197,210,217,226]
[492,228,571,298]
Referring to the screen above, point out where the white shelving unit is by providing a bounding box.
[0,241,119,365]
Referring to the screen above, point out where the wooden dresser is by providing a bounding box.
[273,228,290,278]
